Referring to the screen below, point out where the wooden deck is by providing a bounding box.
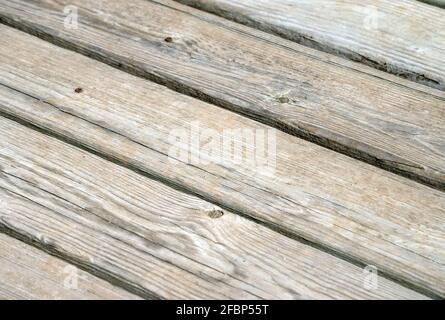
[0,0,444,300]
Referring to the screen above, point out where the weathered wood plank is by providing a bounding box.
[0,0,444,189]
[0,26,443,297]
[176,0,445,90]
[0,117,423,300]
[0,233,139,300]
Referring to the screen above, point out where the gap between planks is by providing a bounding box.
[175,0,445,90]
[0,116,427,299]
[419,0,445,9]
[0,0,444,190]
[0,233,140,300]
[0,25,444,298]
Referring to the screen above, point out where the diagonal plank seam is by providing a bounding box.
[1,176,262,298]
[3,114,429,299]
[0,187,160,300]
[0,232,140,299]
[0,9,444,190]
[0,108,441,300]
[173,0,445,91]
[152,0,445,100]
[0,18,443,297]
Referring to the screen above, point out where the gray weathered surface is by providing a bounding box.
[0,0,444,189]
[176,0,445,90]
[0,117,424,300]
[0,26,444,297]
[0,233,139,300]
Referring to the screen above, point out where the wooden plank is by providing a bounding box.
[0,118,423,300]
[176,0,445,90]
[0,26,444,298]
[0,0,444,189]
[0,233,139,300]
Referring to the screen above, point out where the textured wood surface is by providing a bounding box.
[0,233,139,300]
[0,0,444,189]
[176,0,445,90]
[0,26,444,298]
[0,117,424,300]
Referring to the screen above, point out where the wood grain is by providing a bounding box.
[0,0,444,189]
[0,26,444,297]
[0,117,423,300]
[0,233,139,300]
[176,0,445,90]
